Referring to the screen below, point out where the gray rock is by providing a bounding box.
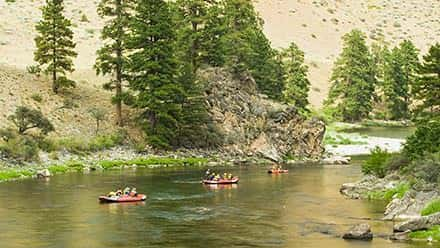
[384,190,439,220]
[342,223,373,241]
[394,212,440,232]
[322,155,351,165]
[390,230,410,241]
[36,169,51,178]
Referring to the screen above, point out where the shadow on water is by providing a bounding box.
[0,164,428,248]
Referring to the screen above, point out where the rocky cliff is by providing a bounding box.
[201,68,325,162]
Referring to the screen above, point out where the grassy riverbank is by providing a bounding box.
[0,157,209,182]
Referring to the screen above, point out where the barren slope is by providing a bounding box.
[0,0,438,111]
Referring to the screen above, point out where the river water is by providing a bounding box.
[0,162,427,248]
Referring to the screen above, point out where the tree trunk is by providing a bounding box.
[115,0,123,127]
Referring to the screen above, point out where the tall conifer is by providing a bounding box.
[34,0,77,94]
[95,0,134,126]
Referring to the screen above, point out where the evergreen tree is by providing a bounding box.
[413,43,440,119]
[382,41,419,120]
[127,0,184,149]
[200,1,228,67]
[326,30,376,122]
[280,42,310,111]
[222,0,284,99]
[173,0,222,148]
[95,0,134,126]
[34,0,77,94]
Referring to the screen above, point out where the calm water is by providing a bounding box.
[344,126,415,139]
[0,164,426,248]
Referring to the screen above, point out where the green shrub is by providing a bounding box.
[0,135,40,162]
[98,157,208,169]
[26,65,41,76]
[386,153,410,172]
[8,106,54,135]
[366,183,409,202]
[421,199,440,216]
[30,94,43,103]
[362,147,392,178]
[409,153,440,183]
[404,119,440,160]
[54,133,125,154]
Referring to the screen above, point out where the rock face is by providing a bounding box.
[201,68,325,161]
[342,223,373,241]
[384,190,439,221]
[394,212,440,232]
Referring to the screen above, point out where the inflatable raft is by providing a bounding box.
[202,178,239,184]
[268,169,289,174]
[99,194,147,203]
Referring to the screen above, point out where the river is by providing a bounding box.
[0,161,426,248]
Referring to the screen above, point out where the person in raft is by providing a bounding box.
[204,170,234,181]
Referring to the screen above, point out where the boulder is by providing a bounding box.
[342,223,373,241]
[384,190,440,221]
[36,169,51,178]
[394,212,440,232]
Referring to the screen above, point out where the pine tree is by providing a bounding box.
[127,0,184,149]
[382,41,419,120]
[413,43,440,119]
[174,0,222,148]
[95,0,134,126]
[326,30,376,122]
[34,0,77,94]
[280,42,311,111]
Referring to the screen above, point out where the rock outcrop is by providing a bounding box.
[201,68,325,161]
[384,190,439,221]
[340,175,400,199]
[394,212,440,232]
[342,223,373,241]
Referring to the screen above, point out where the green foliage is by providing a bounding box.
[409,225,440,241]
[80,14,89,22]
[26,65,42,76]
[324,134,367,145]
[127,0,184,149]
[30,93,43,103]
[0,169,33,182]
[54,133,125,154]
[8,106,54,135]
[408,152,440,183]
[326,30,377,122]
[0,134,40,162]
[280,42,311,111]
[95,0,134,126]
[421,199,440,216]
[362,146,392,178]
[403,118,440,160]
[34,0,77,94]
[365,183,409,202]
[382,40,419,120]
[412,43,440,120]
[172,0,224,148]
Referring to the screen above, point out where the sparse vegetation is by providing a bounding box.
[421,199,440,216]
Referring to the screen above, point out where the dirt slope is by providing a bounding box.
[0,0,438,113]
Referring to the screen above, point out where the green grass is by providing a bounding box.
[99,157,209,169]
[0,169,33,181]
[409,225,440,240]
[365,183,410,202]
[0,157,209,182]
[421,199,440,216]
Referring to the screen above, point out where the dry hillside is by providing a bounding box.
[0,0,438,130]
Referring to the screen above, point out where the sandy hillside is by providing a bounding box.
[0,0,439,111]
